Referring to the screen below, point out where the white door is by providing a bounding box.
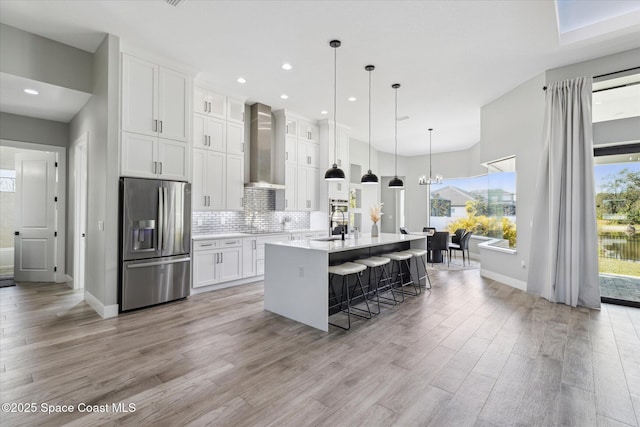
[122,54,157,137]
[14,151,57,282]
[74,137,87,289]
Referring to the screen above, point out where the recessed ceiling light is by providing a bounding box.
[280,94,288,99]
[237,77,246,84]
[320,110,328,115]
[348,97,356,102]
[24,88,39,95]
[282,63,293,71]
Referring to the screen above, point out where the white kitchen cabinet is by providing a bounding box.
[121,133,188,181]
[242,238,257,278]
[226,122,245,155]
[285,136,297,163]
[194,86,226,119]
[285,118,297,137]
[284,163,297,211]
[299,120,319,142]
[192,149,225,210]
[296,166,319,211]
[297,140,319,168]
[226,154,245,211]
[122,54,188,142]
[193,115,226,152]
[192,238,242,287]
[227,97,245,124]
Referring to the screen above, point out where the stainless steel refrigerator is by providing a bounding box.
[119,177,191,311]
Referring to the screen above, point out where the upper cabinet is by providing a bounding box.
[227,97,245,124]
[122,54,189,143]
[120,53,192,181]
[194,87,226,119]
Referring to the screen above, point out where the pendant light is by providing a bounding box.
[361,65,379,184]
[324,40,346,181]
[418,128,443,185]
[389,83,404,189]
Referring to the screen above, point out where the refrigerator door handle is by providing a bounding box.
[162,186,168,253]
[158,187,164,252]
[127,257,191,269]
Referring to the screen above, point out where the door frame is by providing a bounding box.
[0,139,66,283]
[73,134,88,290]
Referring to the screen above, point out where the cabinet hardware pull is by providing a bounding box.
[153,161,157,174]
[153,119,158,132]
[204,101,208,112]
[285,199,288,208]
[208,102,212,113]
[221,253,224,263]
[285,152,288,161]
[241,197,244,207]
[159,162,163,175]
[242,143,244,153]
[201,243,213,247]
[242,112,245,122]
[159,121,163,133]
[207,195,210,206]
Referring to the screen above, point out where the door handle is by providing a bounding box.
[82,233,86,237]
[14,231,19,236]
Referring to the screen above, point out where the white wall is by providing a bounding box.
[69,34,120,310]
[0,23,93,93]
[0,113,69,147]
[349,138,380,232]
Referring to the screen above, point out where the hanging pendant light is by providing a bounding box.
[324,40,346,181]
[389,83,404,189]
[361,65,379,184]
[418,128,443,185]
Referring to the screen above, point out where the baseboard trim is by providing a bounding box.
[84,290,119,318]
[480,269,527,291]
[65,274,74,289]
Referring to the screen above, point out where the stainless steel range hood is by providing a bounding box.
[245,103,286,189]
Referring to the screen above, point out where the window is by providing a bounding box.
[0,169,15,192]
[428,156,517,248]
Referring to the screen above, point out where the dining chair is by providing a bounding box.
[430,231,449,266]
[451,228,465,244]
[449,231,472,266]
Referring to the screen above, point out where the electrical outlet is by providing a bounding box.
[521,260,526,268]
[298,267,304,277]
[98,221,104,231]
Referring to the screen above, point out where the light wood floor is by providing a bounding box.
[1,269,639,427]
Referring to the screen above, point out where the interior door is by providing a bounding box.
[74,139,87,289]
[14,151,57,282]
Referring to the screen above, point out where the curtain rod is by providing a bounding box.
[542,66,640,91]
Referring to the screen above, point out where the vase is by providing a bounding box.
[371,223,379,237]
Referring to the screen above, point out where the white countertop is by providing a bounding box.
[192,229,327,241]
[266,233,425,253]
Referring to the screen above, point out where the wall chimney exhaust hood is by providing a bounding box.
[245,103,286,190]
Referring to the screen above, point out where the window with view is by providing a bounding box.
[428,156,517,248]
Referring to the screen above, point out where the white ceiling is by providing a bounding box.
[0,73,92,122]
[0,0,639,156]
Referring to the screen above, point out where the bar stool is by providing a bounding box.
[381,252,416,299]
[328,262,370,330]
[353,256,394,314]
[400,248,431,290]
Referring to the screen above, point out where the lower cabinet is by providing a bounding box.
[242,237,257,278]
[192,238,242,288]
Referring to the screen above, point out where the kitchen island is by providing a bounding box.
[264,233,426,331]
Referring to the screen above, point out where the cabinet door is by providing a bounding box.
[226,154,244,211]
[226,122,244,155]
[122,55,157,137]
[297,166,309,211]
[219,247,242,282]
[306,167,320,211]
[193,250,218,287]
[285,118,297,137]
[194,86,209,115]
[227,97,245,123]
[193,115,208,149]
[285,163,297,211]
[285,136,297,163]
[158,67,188,142]
[307,142,319,167]
[207,117,226,153]
[208,91,227,119]
[336,127,349,169]
[121,132,157,179]
[206,151,226,210]
[158,139,188,181]
[192,149,207,210]
[297,140,309,165]
[307,123,319,142]
[242,238,257,278]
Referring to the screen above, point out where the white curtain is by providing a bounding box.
[527,76,600,309]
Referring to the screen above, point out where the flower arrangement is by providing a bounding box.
[369,203,383,224]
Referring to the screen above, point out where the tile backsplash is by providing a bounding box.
[192,188,310,234]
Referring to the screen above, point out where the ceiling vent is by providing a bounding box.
[164,0,186,6]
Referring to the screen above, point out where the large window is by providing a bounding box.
[429,156,517,248]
